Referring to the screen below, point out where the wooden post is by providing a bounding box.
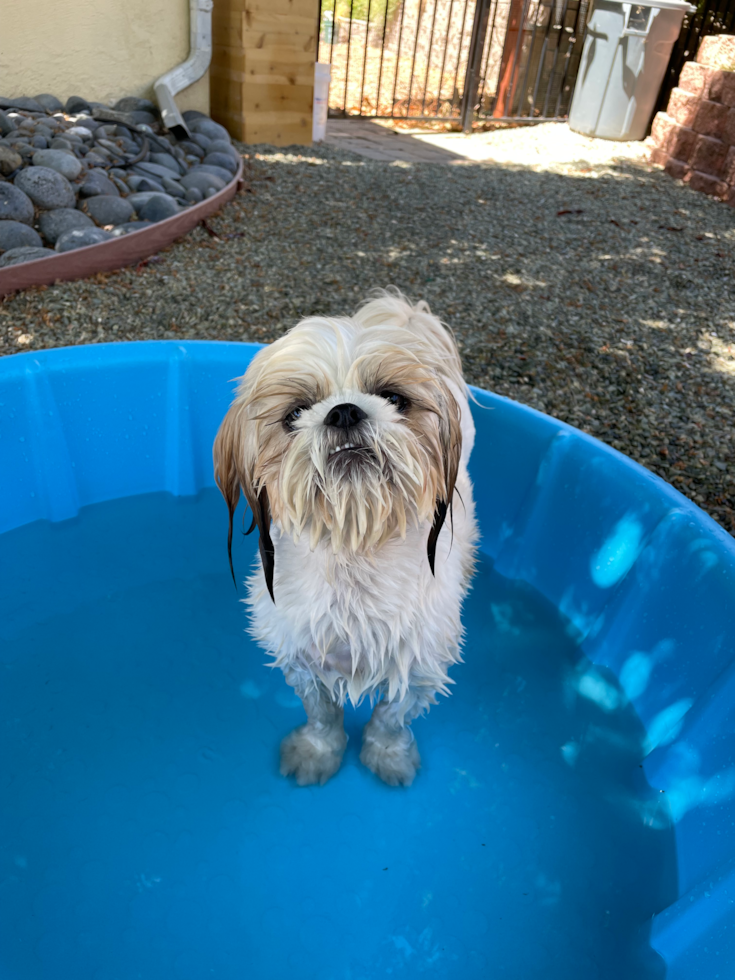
[211,0,317,144]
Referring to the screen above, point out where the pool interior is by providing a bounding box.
[0,489,677,980]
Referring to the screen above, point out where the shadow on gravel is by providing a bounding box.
[0,146,733,533]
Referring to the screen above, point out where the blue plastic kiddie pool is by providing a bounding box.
[1,341,734,980]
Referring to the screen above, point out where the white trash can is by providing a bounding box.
[313,63,331,143]
[569,0,695,141]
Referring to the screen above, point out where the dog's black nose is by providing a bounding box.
[324,403,368,429]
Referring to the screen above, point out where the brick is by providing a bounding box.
[690,133,728,175]
[697,35,735,71]
[727,185,735,207]
[667,87,699,127]
[665,157,689,180]
[649,145,669,166]
[721,72,735,107]
[724,107,735,145]
[687,169,729,199]
[693,99,729,136]
[723,145,735,185]
[679,61,710,97]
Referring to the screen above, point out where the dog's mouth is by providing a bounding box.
[328,442,361,457]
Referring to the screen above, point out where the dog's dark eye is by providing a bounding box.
[283,405,307,430]
[380,391,409,413]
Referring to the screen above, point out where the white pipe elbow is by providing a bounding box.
[154,0,213,138]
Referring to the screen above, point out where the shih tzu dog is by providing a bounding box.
[214,291,477,787]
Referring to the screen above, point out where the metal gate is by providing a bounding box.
[316,0,590,125]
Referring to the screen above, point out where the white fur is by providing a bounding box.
[218,292,478,786]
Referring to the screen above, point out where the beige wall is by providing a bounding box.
[0,0,209,114]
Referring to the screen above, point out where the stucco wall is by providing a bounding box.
[0,0,209,114]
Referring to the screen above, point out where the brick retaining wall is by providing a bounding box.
[648,35,735,205]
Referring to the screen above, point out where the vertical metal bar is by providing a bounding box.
[329,0,337,68]
[460,0,492,130]
[515,0,546,117]
[434,0,457,115]
[451,0,472,112]
[407,0,426,116]
[343,0,356,114]
[359,0,374,115]
[503,0,531,116]
[553,0,584,116]
[391,0,409,117]
[477,0,500,113]
[421,0,441,115]
[375,0,392,115]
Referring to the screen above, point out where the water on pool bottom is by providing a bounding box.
[0,490,676,980]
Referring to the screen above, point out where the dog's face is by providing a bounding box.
[214,300,464,600]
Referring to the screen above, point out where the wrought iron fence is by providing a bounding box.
[656,0,735,117]
[316,0,590,124]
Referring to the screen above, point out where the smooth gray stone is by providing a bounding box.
[0,183,34,225]
[0,96,44,112]
[207,140,240,163]
[34,93,64,112]
[134,161,180,181]
[190,163,233,184]
[35,125,57,139]
[113,97,158,115]
[15,166,76,210]
[0,220,43,252]
[79,170,119,198]
[65,95,91,114]
[126,191,162,210]
[55,226,113,252]
[162,177,187,200]
[203,152,237,175]
[0,110,16,135]
[184,187,203,204]
[180,171,225,195]
[49,138,73,151]
[83,195,134,226]
[205,187,219,199]
[0,145,22,175]
[39,208,94,245]
[136,193,179,223]
[128,111,158,127]
[182,109,207,123]
[191,133,211,151]
[109,220,153,237]
[84,153,107,167]
[8,141,35,162]
[0,245,56,267]
[109,167,127,179]
[31,136,48,149]
[32,148,83,180]
[189,118,230,143]
[127,175,165,194]
[110,176,129,196]
[150,152,183,175]
[178,140,204,160]
[66,125,94,140]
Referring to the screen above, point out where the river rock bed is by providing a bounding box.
[0,94,239,267]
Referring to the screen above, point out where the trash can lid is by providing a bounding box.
[620,0,696,10]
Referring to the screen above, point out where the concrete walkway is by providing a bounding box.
[324,118,651,171]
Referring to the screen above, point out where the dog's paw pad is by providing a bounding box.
[360,729,421,787]
[280,724,347,786]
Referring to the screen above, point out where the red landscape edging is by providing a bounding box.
[0,160,244,298]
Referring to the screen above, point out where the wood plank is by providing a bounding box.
[244,110,312,146]
[242,83,313,113]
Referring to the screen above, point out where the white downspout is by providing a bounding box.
[154,0,213,139]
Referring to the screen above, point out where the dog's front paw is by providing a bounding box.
[360,725,421,787]
[280,724,348,786]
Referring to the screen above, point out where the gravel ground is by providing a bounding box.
[1,130,735,533]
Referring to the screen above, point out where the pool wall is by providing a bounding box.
[2,340,735,977]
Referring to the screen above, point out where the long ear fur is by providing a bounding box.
[213,404,276,603]
[427,382,462,575]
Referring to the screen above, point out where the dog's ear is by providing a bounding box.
[213,403,276,603]
[427,383,462,575]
